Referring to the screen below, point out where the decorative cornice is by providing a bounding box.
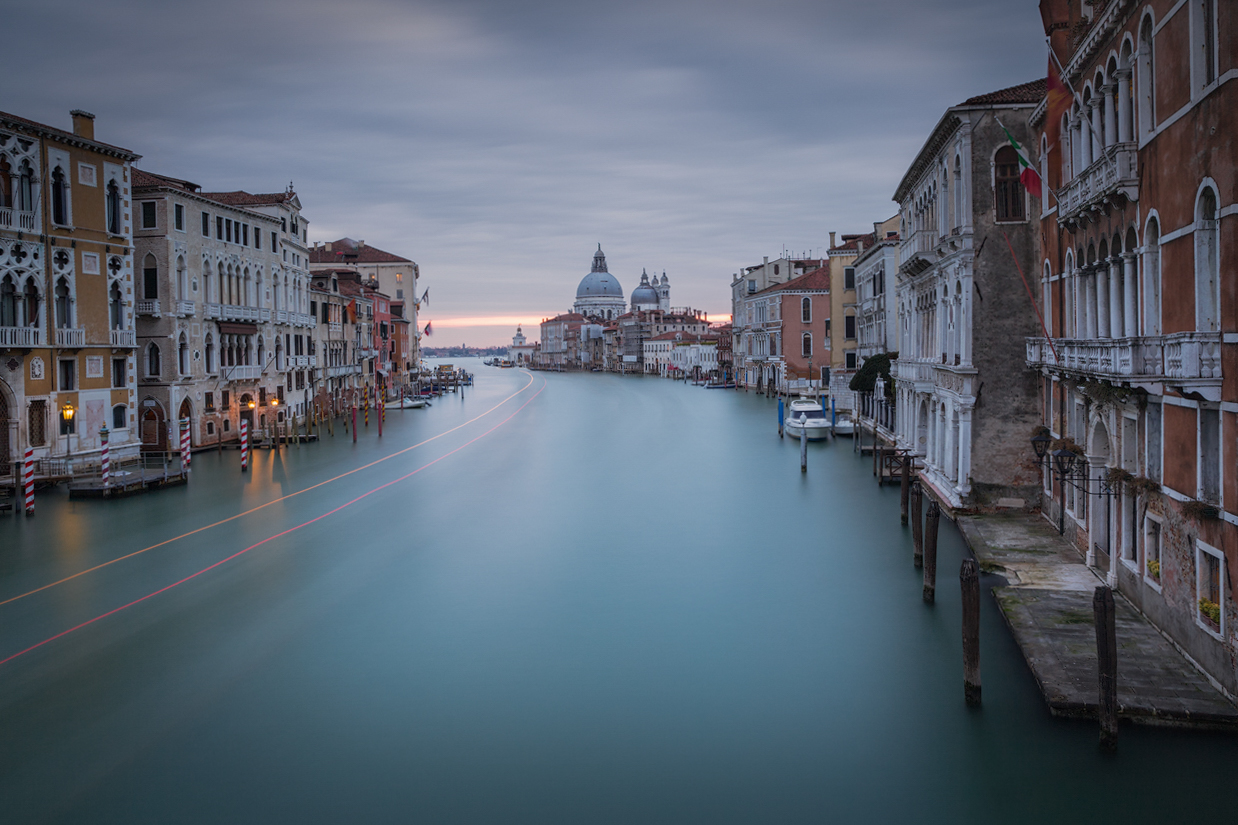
[894,113,961,204]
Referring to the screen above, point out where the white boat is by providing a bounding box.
[832,413,855,436]
[783,398,831,441]
[385,396,428,409]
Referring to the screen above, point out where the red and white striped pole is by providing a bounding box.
[180,419,191,469]
[23,446,34,515]
[352,405,357,443]
[100,427,110,486]
[240,419,249,472]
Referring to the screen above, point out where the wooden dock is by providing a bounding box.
[68,456,189,500]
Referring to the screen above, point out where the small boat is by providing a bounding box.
[832,413,855,436]
[385,396,428,409]
[704,382,736,389]
[783,398,831,441]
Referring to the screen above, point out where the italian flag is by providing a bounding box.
[1000,122,1042,195]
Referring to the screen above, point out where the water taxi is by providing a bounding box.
[783,398,831,441]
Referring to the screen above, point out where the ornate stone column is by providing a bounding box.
[1116,69,1133,143]
[1090,99,1102,161]
[1096,263,1110,338]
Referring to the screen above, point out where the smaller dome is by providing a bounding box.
[631,268,659,307]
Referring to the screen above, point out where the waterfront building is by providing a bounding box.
[131,170,312,447]
[854,216,901,363]
[309,238,420,371]
[507,325,536,366]
[309,270,358,411]
[0,109,141,469]
[730,256,826,390]
[538,312,587,368]
[1027,0,1237,694]
[891,79,1045,511]
[825,236,863,380]
[735,266,833,392]
[573,245,626,321]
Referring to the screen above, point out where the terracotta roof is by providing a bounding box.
[309,238,412,265]
[960,79,1046,107]
[755,267,832,295]
[828,232,877,254]
[544,312,587,323]
[132,168,201,191]
[200,190,296,207]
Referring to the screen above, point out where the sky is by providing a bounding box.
[9,0,1045,347]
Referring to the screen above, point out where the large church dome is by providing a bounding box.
[576,245,624,299]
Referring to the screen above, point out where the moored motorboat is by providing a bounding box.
[832,412,855,436]
[783,398,831,441]
[385,396,428,409]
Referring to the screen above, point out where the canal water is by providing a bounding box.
[2,359,1236,823]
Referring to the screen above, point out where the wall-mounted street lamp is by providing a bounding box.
[1031,433,1119,536]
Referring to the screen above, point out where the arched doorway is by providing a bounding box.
[239,394,254,436]
[178,397,193,447]
[1088,420,1112,577]
[140,398,167,452]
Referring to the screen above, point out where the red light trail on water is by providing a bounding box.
[0,375,546,668]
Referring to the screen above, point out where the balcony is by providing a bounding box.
[1027,332,1221,395]
[206,303,262,323]
[329,322,342,334]
[0,326,43,347]
[0,207,36,231]
[136,300,161,317]
[222,364,263,381]
[275,309,289,324]
[1056,143,1138,225]
[173,300,195,317]
[260,308,272,322]
[894,359,936,385]
[109,328,136,348]
[327,364,360,378]
[55,328,85,348]
[898,230,938,278]
[291,312,315,327]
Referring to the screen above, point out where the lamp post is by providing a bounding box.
[60,402,75,460]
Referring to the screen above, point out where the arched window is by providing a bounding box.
[801,332,812,357]
[801,297,811,323]
[112,404,127,430]
[50,166,67,225]
[994,146,1025,221]
[178,333,189,375]
[147,342,161,377]
[0,276,15,327]
[22,277,39,326]
[0,157,10,208]
[106,179,121,235]
[1138,17,1155,137]
[54,277,71,329]
[109,281,123,329]
[205,333,215,373]
[257,336,265,368]
[143,254,158,300]
[17,162,34,212]
[1060,114,1072,182]
[1195,187,1219,332]
[176,256,187,300]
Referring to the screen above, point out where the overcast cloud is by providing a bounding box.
[7,0,1044,345]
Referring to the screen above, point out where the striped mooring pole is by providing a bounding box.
[240,419,249,472]
[23,446,35,515]
[352,405,358,443]
[100,426,110,486]
[364,392,369,427]
[180,419,191,469]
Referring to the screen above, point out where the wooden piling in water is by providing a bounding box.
[922,499,940,602]
[800,425,807,473]
[1094,585,1118,749]
[961,558,981,706]
[900,455,910,524]
[911,480,923,568]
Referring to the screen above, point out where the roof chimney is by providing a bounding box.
[70,110,95,140]
[829,231,836,247]
[857,239,865,254]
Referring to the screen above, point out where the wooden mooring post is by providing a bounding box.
[922,499,940,603]
[1094,585,1118,749]
[961,559,981,706]
[900,455,910,524]
[800,424,807,473]
[911,480,923,568]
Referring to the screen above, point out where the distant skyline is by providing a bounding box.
[8,0,1045,346]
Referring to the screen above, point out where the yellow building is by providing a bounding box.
[0,110,141,469]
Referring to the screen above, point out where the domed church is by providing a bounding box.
[573,245,627,320]
[630,268,670,312]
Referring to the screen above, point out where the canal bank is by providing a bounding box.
[3,362,1238,823]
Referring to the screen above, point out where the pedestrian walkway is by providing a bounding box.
[956,512,1238,730]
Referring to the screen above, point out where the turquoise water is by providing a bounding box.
[2,359,1236,823]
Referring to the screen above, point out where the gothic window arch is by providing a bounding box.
[1143,214,1161,335]
[147,341,161,377]
[0,275,15,327]
[205,333,216,373]
[1138,15,1156,137]
[1195,185,1219,332]
[106,178,121,235]
[178,332,189,375]
[176,256,187,300]
[18,161,34,212]
[54,276,72,329]
[994,146,1025,222]
[143,253,158,300]
[801,296,811,323]
[50,166,68,225]
[109,280,123,329]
